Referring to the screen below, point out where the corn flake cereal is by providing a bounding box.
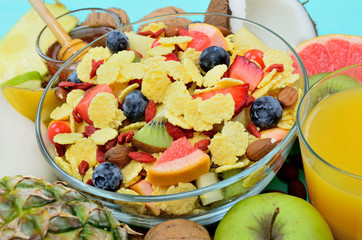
[187,132,210,146]
[183,58,203,86]
[209,134,238,165]
[263,49,294,72]
[83,168,94,183]
[164,60,191,84]
[202,64,228,87]
[164,81,192,116]
[53,133,83,145]
[147,45,175,57]
[198,93,234,124]
[215,159,250,173]
[141,22,166,33]
[90,127,118,145]
[76,47,112,83]
[158,36,193,46]
[119,63,145,82]
[88,92,119,128]
[50,103,73,120]
[164,111,192,129]
[142,69,171,103]
[97,50,135,84]
[120,121,146,132]
[66,89,85,107]
[153,182,198,215]
[121,160,143,187]
[67,138,97,167]
[118,83,140,103]
[221,121,248,156]
[183,98,213,131]
[179,48,201,66]
[55,156,73,176]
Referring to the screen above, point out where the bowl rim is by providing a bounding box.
[35,7,122,64]
[296,63,362,179]
[35,12,309,202]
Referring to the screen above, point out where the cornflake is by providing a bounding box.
[88,92,121,128]
[76,47,112,83]
[90,127,118,145]
[183,98,213,131]
[164,81,192,116]
[141,69,171,103]
[198,94,234,124]
[118,83,140,103]
[202,64,228,87]
[66,138,97,168]
[183,58,203,86]
[66,89,85,107]
[50,103,73,120]
[96,50,135,84]
[215,159,250,173]
[121,160,143,187]
[153,182,198,215]
[53,133,83,145]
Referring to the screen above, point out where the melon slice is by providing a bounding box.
[0,2,78,84]
[147,137,210,186]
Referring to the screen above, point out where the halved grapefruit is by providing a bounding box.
[293,34,362,78]
[147,137,210,186]
[187,23,229,51]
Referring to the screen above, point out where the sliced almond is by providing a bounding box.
[277,86,298,108]
[246,138,278,161]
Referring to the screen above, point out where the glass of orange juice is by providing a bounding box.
[297,64,362,240]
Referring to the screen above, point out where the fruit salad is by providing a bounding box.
[48,21,302,217]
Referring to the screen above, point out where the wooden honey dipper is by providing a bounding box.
[28,0,88,61]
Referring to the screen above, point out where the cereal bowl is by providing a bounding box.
[35,13,308,227]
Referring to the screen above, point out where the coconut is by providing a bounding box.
[206,0,317,47]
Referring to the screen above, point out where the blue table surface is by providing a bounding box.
[0,0,361,202]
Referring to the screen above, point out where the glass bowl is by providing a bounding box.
[35,13,308,228]
[36,8,122,81]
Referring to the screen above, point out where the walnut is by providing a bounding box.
[138,6,192,32]
[81,8,133,32]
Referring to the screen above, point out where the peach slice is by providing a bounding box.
[260,127,289,141]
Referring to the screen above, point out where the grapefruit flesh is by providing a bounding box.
[294,34,362,77]
[188,23,229,51]
[148,137,210,186]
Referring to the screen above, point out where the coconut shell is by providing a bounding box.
[204,0,231,29]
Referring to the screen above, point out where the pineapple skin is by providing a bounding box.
[0,176,129,240]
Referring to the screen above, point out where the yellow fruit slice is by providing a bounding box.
[125,32,154,57]
[1,85,59,122]
[233,26,269,52]
[0,2,78,84]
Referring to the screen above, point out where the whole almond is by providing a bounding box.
[54,87,68,103]
[105,145,135,169]
[277,162,299,182]
[288,179,307,200]
[246,138,279,161]
[165,25,180,37]
[277,86,298,108]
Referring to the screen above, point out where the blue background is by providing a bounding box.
[1,0,362,39]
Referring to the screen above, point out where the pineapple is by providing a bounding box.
[0,176,139,239]
[0,2,78,84]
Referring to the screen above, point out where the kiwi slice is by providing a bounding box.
[132,109,173,152]
[310,73,360,105]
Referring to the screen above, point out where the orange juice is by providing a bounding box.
[302,87,362,240]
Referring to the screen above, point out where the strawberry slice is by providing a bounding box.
[164,53,180,61]
[75,84,114,124]
[192,84,249,114]
[228,55,264,92]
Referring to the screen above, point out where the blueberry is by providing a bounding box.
[122,90,149,122]
[92,162,123,191]
[199,46,230,72]
[67,70,82,83]
[106,31,129,54]
[250,96,283,130]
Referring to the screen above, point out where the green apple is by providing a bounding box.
[214,193,333,240]
[1,71,42,89]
